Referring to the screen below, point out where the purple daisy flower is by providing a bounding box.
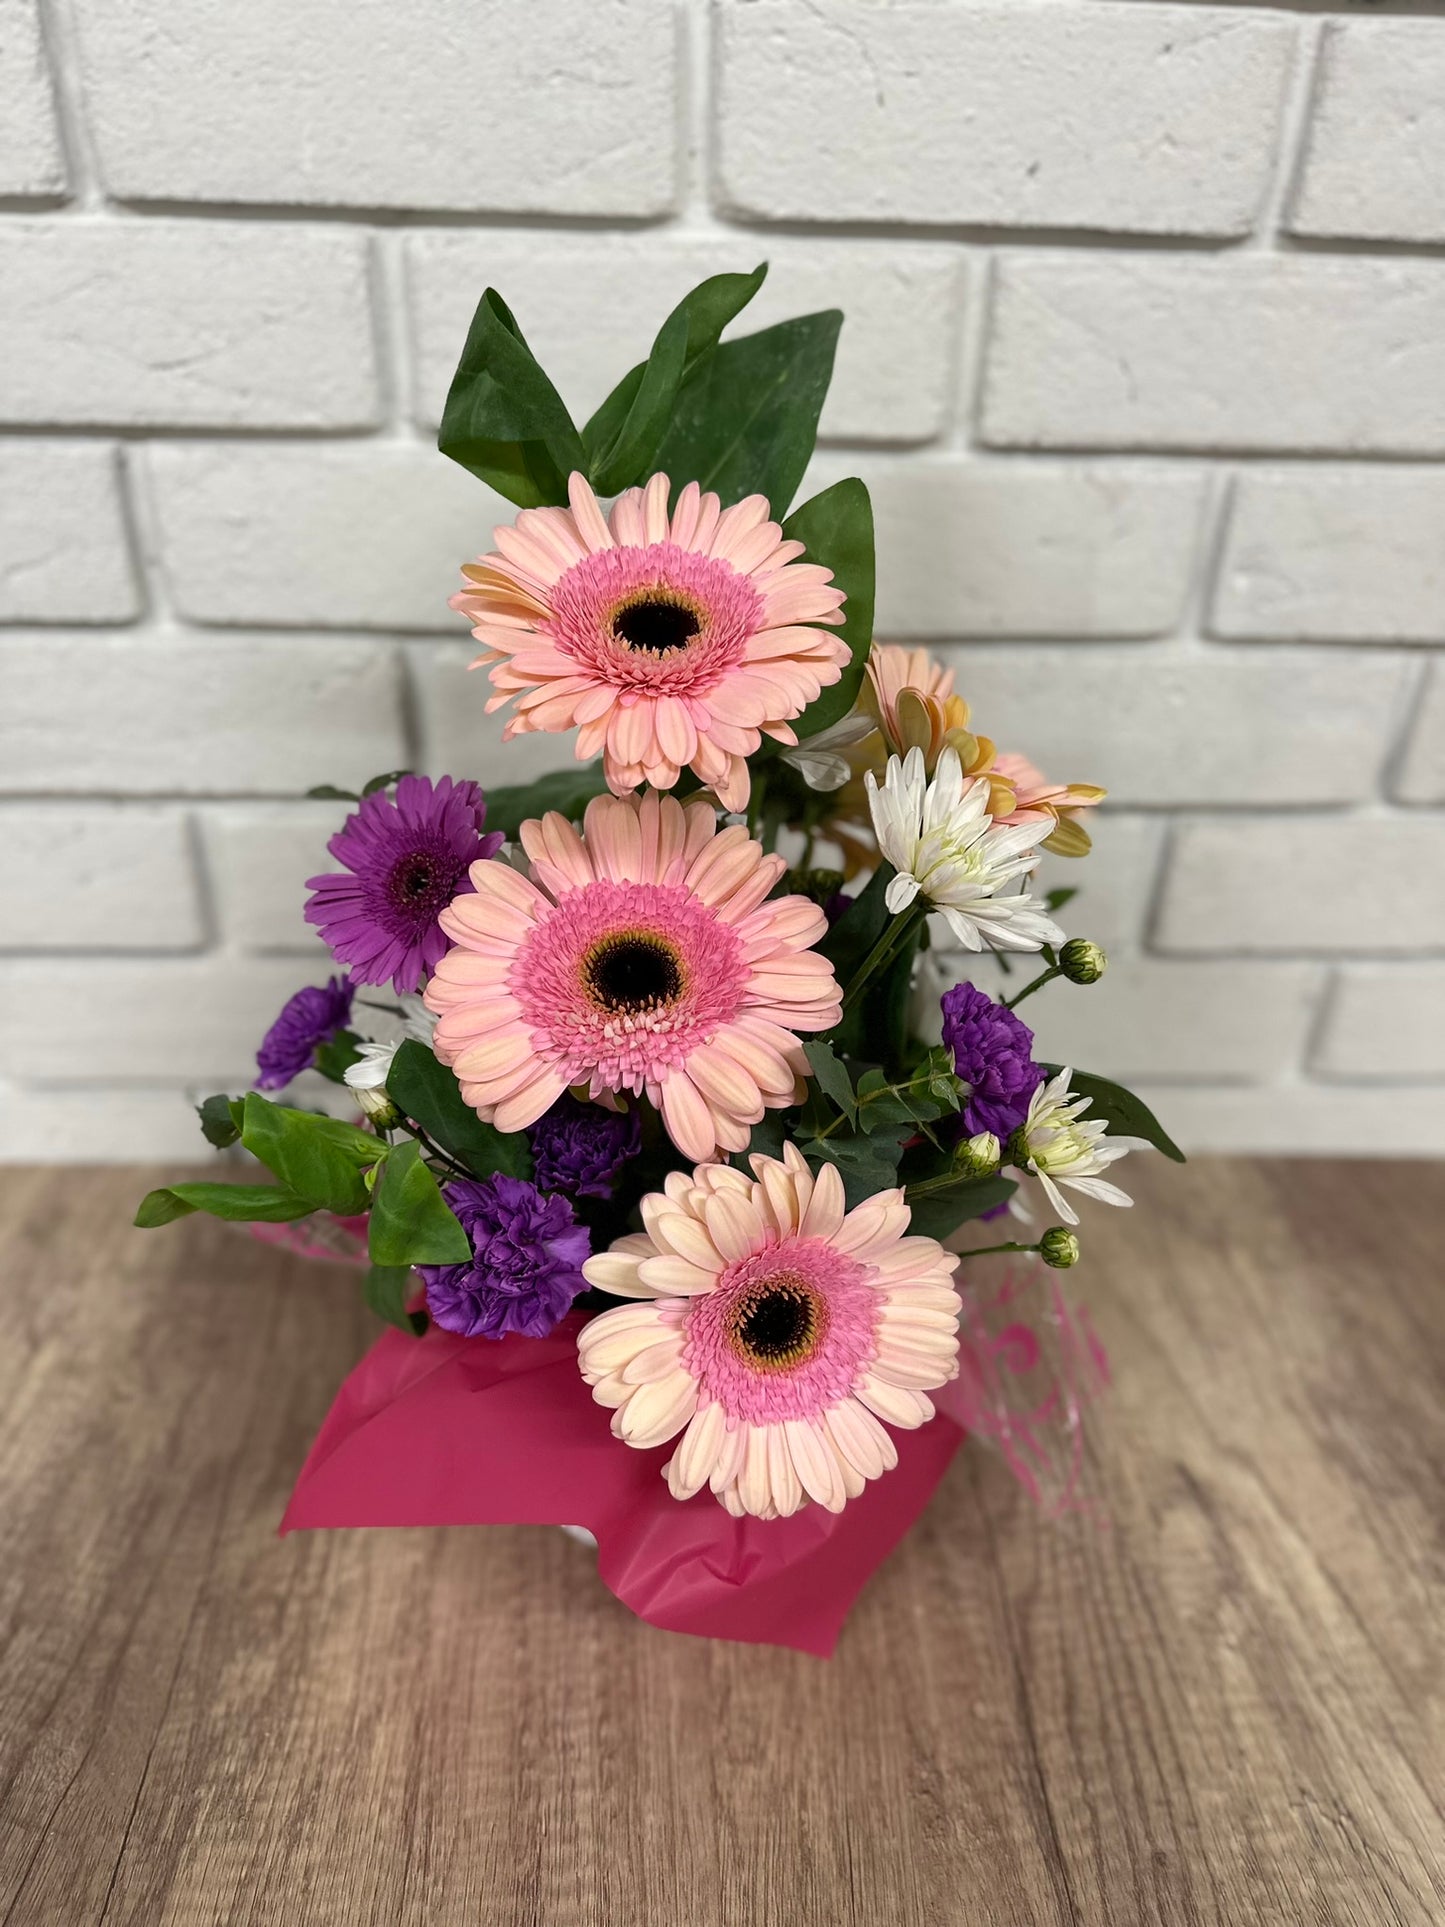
[255,975,354,1091]
[305,775,504,994]
[940,981,1044,1140]
[418,1173,591,1340]
[527,1094,641,1200]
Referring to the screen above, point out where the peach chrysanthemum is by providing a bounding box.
[991,751,1105,857]
[578,1146,961,1519]
[451,470,850,813]
[423,790,842,1163]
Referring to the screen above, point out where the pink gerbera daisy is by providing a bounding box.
[451,471,851,812]
[423,790,842,1162]
[577,1146,961,1519]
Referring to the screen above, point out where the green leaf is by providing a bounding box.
[803,1040,856,1127]
[368,1139,471,1267]
[800,1128,908,1210]
[439,288,585,508]
[1039,1066,1186,1164]
[778,478,875,740]
[740,1110,790,1166]
[387,1039,533,1180]
[365,1263,428,1336]
[361,769,413,796]
[240,1092,380,1215]
[134,1182,314,1229]
[306,783,358,802]
[905,1175,1018,1243]
[482,762,610,843]
[313,1029,364,1083]
[196,1093,244,1149]
[652,311,842,518]
[1044,885,1079,915]
[583,265,769,495]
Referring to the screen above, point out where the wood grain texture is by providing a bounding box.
[0,1158,1440,1927]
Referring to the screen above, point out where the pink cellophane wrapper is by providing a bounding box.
[275,1225,1108,1653]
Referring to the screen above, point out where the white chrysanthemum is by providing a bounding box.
[864,747,1063,953]
[343,993,438,1092]
[1018,1068,1147,1225]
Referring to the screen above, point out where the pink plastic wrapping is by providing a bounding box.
[281,1312,964,1656]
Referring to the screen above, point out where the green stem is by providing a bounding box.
[954,1240,1040,1259]
[841,898,927,1012]
[1004,963,1061,1010]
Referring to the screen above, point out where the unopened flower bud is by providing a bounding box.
[354,1084,401,1129]
[1039,1226,1080,1269]
[790,866,846,908]
[953,1131,1000,1178]
[1059,938,1107,985]
[1003,1125,1030,1169]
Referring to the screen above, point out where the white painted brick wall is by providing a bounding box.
[0,0,1440,1162]
[1289,24,1445,247]
[1213,470,1445,645]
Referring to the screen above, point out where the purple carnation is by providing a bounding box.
[255,975,354,1090]
[527,1094,641,1200]
[418,1173,590,1340]
[305,775,504,994]
[940,981,1044,1139]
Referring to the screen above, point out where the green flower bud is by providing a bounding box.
[1039,1226,1081,1269]
[953,1130,1001,1178]
[789,866,846,909]
[1059,938,1107,985]
[1003,1126,1030,1169]
[354,1084,402,1130]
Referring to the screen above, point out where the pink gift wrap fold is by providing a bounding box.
[281,1312,965,1657]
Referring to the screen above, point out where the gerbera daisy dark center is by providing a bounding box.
[731,1274,827,1372]
[612,595,701,656]
[387,846,457,921]
[584,932,684,1014]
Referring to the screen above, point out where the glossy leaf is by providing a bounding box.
[904,1176,1018,1243]
[652,311,842,518]
[386,1040,533,1181]
[482,762,610,843]
[1040,1066,1186,1164]
[368,1139,471,1267]
[306,783,358,802]
[779,478,875,739]
[583,264,769,494]
[240,1092,380,1215]
[134,1182,313,1229]
[439,288,585,508]
[361,769,413,796]
[313,1029,364,1083]
[365,1263,428,1336]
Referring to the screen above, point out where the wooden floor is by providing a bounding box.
[0,1159,1441,1926]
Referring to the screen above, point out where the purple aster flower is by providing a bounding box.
[940,981,1044,1140]
[418,1173,590,1340]
[305,775,504,994]
[255,975,354,1091]
[526,1094,641,1200]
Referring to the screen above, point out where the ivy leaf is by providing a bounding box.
[439,287,585,508]
[196,1093,244,1149]
[778,478,875,740]
[905,1176,1017,1243]
[799,1128,908,1209]
[1038,1066,1186,1163]
[803,1040,857,1127]
[240,1092,380,1215]
[367,1139,471,1267]
[306,783,359,802]
[387,1039,533,1181]
[481,762,610,843]
[365,1263,428,1336]
[652,311,842,518]
[361,769,413,796]
[584,266,768,496]
[134,1182,313,1229]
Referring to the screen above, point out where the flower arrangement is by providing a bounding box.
[136,267,1182,1652]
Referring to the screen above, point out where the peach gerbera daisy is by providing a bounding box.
[451,471,851,813]
[578,1146,961,1519]
[423,790,842,1162]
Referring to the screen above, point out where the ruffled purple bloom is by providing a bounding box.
[418,1173,590,1340]
[305,775,504,994]
[527,1094,641,1200]
[255,975,354,1091]
[940,981,1044,1139]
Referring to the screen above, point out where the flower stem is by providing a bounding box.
[1003,963,1061,1010]
[841,899,927,1012]
[955,1240,1040,1258]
